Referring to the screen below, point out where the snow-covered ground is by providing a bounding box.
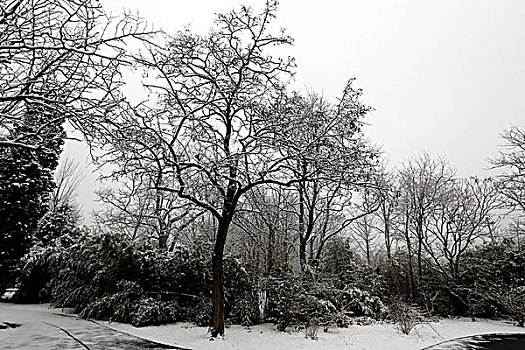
[92,315,525,350]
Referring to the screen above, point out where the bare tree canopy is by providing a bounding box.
[94,1,377,336]
[491,126,525,212]
[0,0,151,150]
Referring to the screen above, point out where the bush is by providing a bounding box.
[389,299,427,335]
[504,286,525,327]
[49,231,138,311]
[265,268,317,331]
[316,285,388,319]
[13,207,82,304]
[80,280,146,323]
[131,298,174,327]
[13,243,58,303]
[186,298,212,327]
[223,256,260,325]
[304,317,319,340]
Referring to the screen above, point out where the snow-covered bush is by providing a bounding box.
[13,243,59,303]
[130,298,174,327]
[265,268,327,331]
[14,205,82,303]
[504,286,525,327]
[80,280,146,323]
[389,299,427,335]
[304,318,319,340]
[317,286,388,320]
[223,257,260,326]
[51,231,138,312]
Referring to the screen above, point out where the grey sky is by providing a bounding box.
[65,0,525,220]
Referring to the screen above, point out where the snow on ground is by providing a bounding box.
[92,316,525,350]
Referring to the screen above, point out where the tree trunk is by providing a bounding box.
[416,220,423,285]
[210,216,230,337]
[384,220,392,263]
[298,184,307,270]
[158,220,168,250]
[267,226,274,275]
[404,216,417,298]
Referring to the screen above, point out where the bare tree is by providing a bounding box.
[373,166,400,263]
[423,177,500,285]
[279,91,377,270]
[94,170,203,250]
[350,190,381,267]
[397,154,456,292]
[96,2,295,336]
[491,126,525,213]
[0,0,151,151]
[50,157,84,213]
[94,2,376,336]
[232,186,298,275]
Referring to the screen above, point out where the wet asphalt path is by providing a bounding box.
[0,303,185,349]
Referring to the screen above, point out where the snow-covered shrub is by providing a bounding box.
[389,299,426,335]
[51,231,137,311]
[189,298,213,327]
[304,318,319,340]
[318,286,388,319]
[13,243,58,303]
[80,280,146,323]
[460,243,525,318]
[14,205,82,304]
[264,268,336,331]
[223,256,260,326]
[504,286,525,327]
[131,298,174,327]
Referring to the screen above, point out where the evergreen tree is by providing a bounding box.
[0,107,64,294]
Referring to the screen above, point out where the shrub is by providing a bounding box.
[504,286,525,327]
[223,256,260,325]
[13,244,58,303]
[186,298,213,327]
[304,318,319,340]
[317,286,388,319]
[389,298,427,335]
[79,280,146,323]
[131,298,174,327]
[51,231,138,311]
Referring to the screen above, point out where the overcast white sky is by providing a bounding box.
[65,0,525,219]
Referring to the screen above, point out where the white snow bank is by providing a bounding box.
[95,317,525,350]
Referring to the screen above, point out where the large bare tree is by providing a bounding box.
[95,2,376,336]
[423,177,500,286]
[397,154,456,293]
[97,2,296,336]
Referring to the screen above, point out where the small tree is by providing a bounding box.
[504,286,525,327]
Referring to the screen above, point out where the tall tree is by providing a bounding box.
[279,91,377,270]
[95,2,376,336]
[97,2,295,336]
[0,106,63,293]
[397,154,456,293]
[423,177,500,290]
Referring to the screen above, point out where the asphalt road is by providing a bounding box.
[0,303,185,350]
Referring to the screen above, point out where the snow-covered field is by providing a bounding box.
[93,315,525,350]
